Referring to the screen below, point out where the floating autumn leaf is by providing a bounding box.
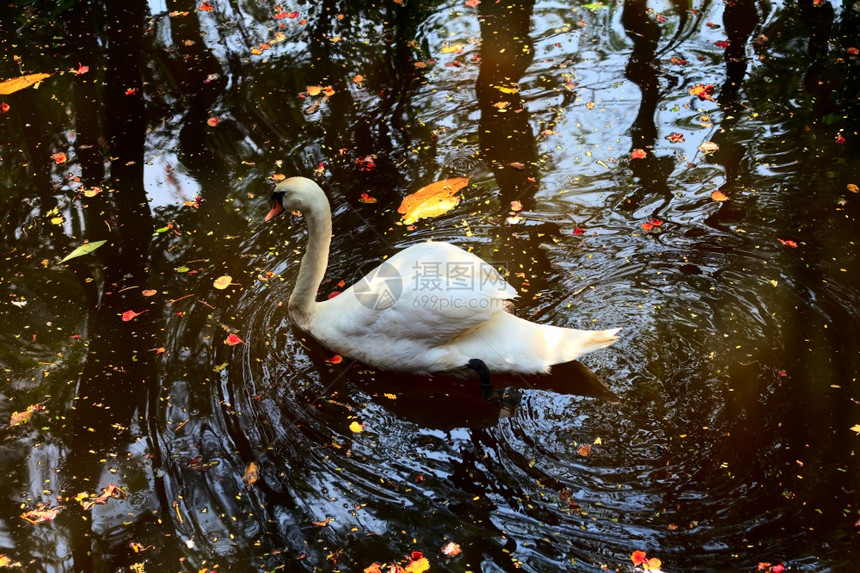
[1,102,9,114]
[0,555,22,567]
[847,183,859,193]
[198,1,214,11]
[642,218,664,232]
[666,132,684,143]
[689,83,715,101]
[206,116,220,126]
[353,74,364,83]
[398,177,470,224]
[71,63,89,75]
[188,456,219,471]
[630,148,647,160]
[405,552,430,573]
[699,141,719,153]
[0,72,52,95]
[81,186,102,197]
[850,424,860,435]
[122,309,147,322]
[242,462,259,489]
[225,333,245,346]
[307,85,323,96]
[52,152,67,164]
[631,551,647,566]
[213,275,232,289]
[711,190,729,202]
[359,192,377,203]
[577,444,592,456]
[510,200,523,212]
[77,483,127,510]
[441,541,462,556]
[61,239,107,263]
[777,238,798,248]
[465,0,480,7]
[21,503,65,524]
[9,404,43,427]
[349,421,364,433]
[441,43,464,54]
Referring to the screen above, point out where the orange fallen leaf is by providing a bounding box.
[307,85,324,96]
[206,116,220,126]
[398,177,470,224]
[121,309,147,322]
[441,541,461,556]
[0,73,52,95]
[631,550,648,565]
[630,148,647,159]
[52,152,67,164]
[711,190,729,202]
[242,462,259,489]
[213,275,232,289]
[699,141,719,153]
[0,555,22,567]
[577,444,592,456]
[142,289,157,296]
[21,504,65,524]
[9,404,43,427]
[643,557,662,570]
[405,552,430,573]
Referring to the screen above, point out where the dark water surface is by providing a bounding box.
[2,0,859,571]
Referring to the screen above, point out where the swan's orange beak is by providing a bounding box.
[265,199,285,223]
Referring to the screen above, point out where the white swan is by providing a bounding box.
[265,177,619,375]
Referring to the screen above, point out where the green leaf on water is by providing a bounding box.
[583,2,607,10]
[61,240,107,263]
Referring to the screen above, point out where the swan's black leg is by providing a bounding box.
[466,358,496,400]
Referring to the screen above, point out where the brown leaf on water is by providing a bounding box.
[243,462,259,489]
[9,404,42,428]
[398,177,470,224]
[577,444,592,456]
[0,73,52,95]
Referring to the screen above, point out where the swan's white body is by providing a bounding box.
[268,177,619,375]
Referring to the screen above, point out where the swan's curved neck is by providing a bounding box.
[289,202,331,328]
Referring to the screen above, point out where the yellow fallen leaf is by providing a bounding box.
[213,275,232,290]
[0,72,52,95]
[307,85,323,96]
[349,421,364,433]
[405,556,430,573]
[242,462,259,489]
[398,177,470,224]
[850,424,860,434]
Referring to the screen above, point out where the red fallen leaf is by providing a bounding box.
[0,102,9,113]
[666,132,684,143]
[777,238,798,248]
[630,148,647,159]
[465,0,480,7]
[206,116,220,127]
[274,10,298,18]
[771,564,785,573]
[52,152,67,164]
[777,369,787,377]
[328,354,343,364]
[188,456,219,470]
[225,333,245,346]
[327,291,341,299]
[72,63,89,75]
[835,134,845,144]
[359,192,377,203]
[573,227,584,235]
[642,219,663,232]
[198,1,214,11]
[757,563,772,570]
[125,87,138,96]
[847,46,859,55]
[714,40,729,49]
[631,550,647,565]
[122,309,147,322]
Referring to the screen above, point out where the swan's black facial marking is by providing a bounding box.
[265,191,287,222]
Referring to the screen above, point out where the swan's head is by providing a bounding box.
[265,177,327,223]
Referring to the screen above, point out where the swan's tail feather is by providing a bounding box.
[560,327,621,363]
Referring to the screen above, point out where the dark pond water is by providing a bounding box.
[2,0,859,571]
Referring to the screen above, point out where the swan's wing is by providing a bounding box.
[317,242,516,346]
